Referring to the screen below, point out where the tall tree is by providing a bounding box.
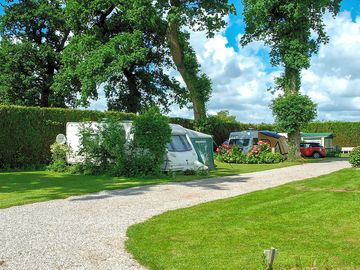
[241,0,341,155]
[0,0,70,107]
[156,0,235,121]
[54,0,186,113]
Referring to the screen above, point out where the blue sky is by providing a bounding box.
[1,1,360,123]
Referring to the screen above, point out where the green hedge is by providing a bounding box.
[1,105,358,168]
[0,106,136,168]
[303,122,360,147]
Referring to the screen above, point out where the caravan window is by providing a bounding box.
[229,138,250,147]
[167,135,192,152]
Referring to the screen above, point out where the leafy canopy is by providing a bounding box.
[0,0,70,107]
[54,0,186,112]
[271,94,317,133]
[241,0,341,71]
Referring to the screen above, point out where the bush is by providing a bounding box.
[349,146,360,168]
[327,145,341,157]
[48,108,170,177]
[216,142,285,164]
[262,152,286,164]
[0,105,136,168]
[76,118,126,176]
[48,143,69,172]
[125,108,172,176]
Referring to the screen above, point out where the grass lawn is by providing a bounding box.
[126,168,360,270]
[0,161,303,209]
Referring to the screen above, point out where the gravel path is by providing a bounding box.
[0,160,350,270]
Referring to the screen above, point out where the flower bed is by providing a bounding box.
[216,141,285,164]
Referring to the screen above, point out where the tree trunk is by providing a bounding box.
[284,66,300,95]
[166,19,206,122]
[40,88,50,107]
[41,61,57,107]
[284,66,302,156]
[288,127,302,159]
[123,69,141,113]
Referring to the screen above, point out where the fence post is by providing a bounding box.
[264,247,277,270]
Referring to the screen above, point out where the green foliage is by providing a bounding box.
[215,110,237,123]
[327,145,342,158]
[76,119,126,175]
[55,0,186,113]
[125,108,172,176]
[304,122,360,147]
[349,147,360,168]
[162,0,235,121]
[0,0,70,107]
[241,0,340,149]
[48,143,69,172]
[241,0,340,71]
[287,144,301,162]
[157,0,235,38]
[216,143,285,164]
[0,105,136,169]
[271,93,317,133]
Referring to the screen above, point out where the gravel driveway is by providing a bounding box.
[0,160,350,270]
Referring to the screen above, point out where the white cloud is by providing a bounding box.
[171,11,360,123]
[90,10,360,123]
[169,26,279,123]
[301,11,360,121]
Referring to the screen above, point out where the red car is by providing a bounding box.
[300,143,327,158]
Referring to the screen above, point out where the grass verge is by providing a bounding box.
[126,168,360,270]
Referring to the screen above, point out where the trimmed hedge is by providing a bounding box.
[303,122,360,147]
[1,105,359,168]
[0,106,136,168]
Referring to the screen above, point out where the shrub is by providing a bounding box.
[262,152,286,164]
[327,145,341,157]
[0,105,136,168]
[125,108,172,176]
[216,142,285,164]
[48,143,69,172]
[349,146,360,168]
[77,118,126,176]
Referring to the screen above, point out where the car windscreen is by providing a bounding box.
[310,143,322,147]
[167,135,192,152]
[229,138,250,147]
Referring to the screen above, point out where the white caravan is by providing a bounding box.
[65,122,207,171]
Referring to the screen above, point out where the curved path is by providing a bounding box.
[0,160,350,270]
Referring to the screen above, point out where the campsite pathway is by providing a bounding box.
[0,160,350,270]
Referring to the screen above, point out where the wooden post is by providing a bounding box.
[264,247,277,270]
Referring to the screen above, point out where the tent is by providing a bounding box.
[229,130,288,155]
[258,131,289,155]
[185,128,215,170]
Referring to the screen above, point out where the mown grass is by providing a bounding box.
[0,161,304,209]
[126,168,360,270]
